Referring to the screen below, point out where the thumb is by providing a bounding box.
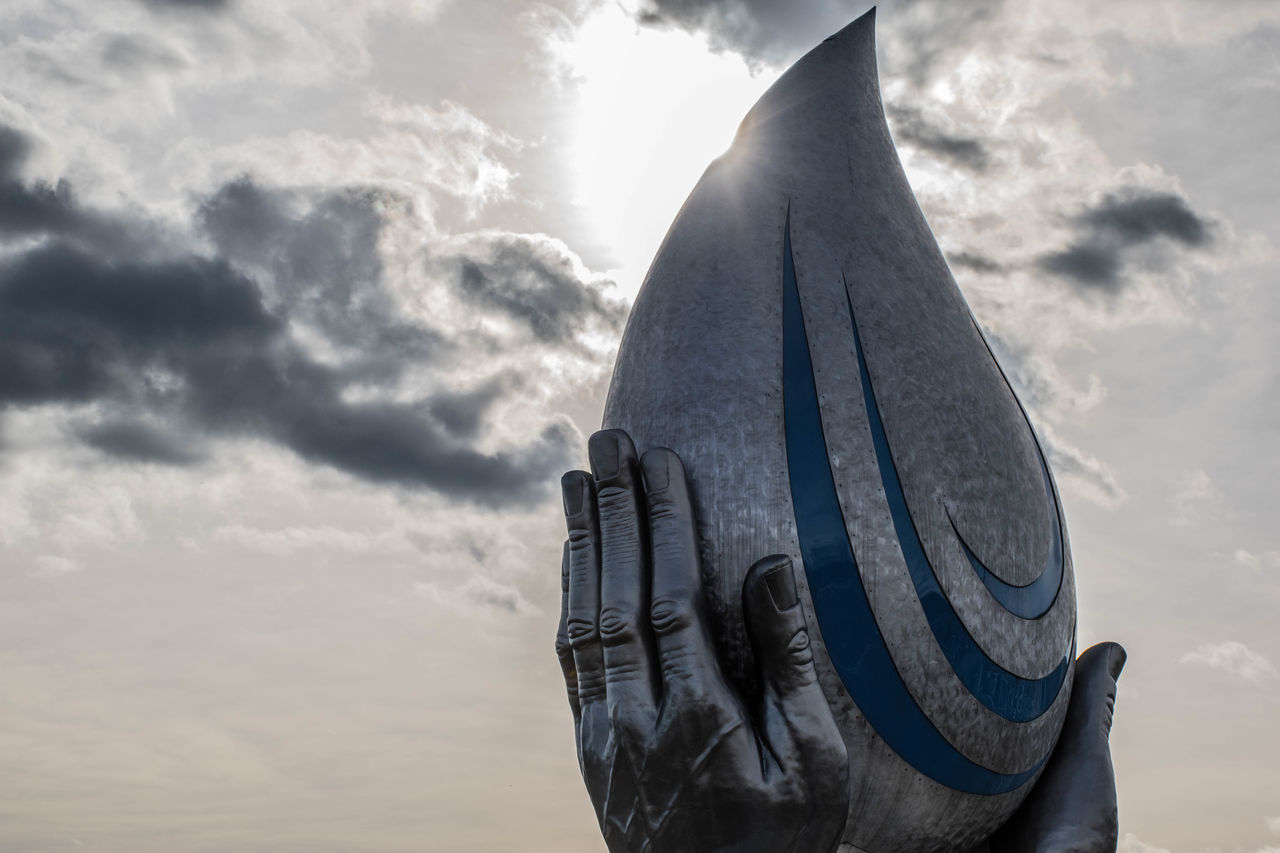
[742,554,848,817]
[1070,641,1127,740]
[990,641,1127,853]
[742,555,821,701]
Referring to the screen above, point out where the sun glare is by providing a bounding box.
[557,6,776,299]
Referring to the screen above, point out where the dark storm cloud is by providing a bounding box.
[0,126,603,504]
[948,250,1005,274]
[886,103,991,171]
[633,0,868,65]
[430,376,516,439]
[140,0,231,11]
[1037,188,1215,291]
[101,34,190,73]
[0,127,146,252]
[0,134,82,236]
[631,0,1004,75]
[0,126,31,180]
[1081,191,1210,248]
[448,234,627,343]
[198,177,439,365]
[78,419,204,466]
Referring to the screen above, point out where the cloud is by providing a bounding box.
[0,126,619,506]
[886,103,991,172]
[947,251,1005,274]
[77,418,204,466]
[1180,641,1277,683]
[30,554,83,578]
[627,0,1010,78]
[1037,421,1127,509]
[140,0,231,11]
[1118,835,1172,853]
[442,232,628,344]
[1268,815,1280,835]
[0,125,31,179]
[212,524,410,557]
[419,575,538,615]
[629,0,868,66]
[1237,548,1263,568]
[1169,469,1226,527]
[1234,549,1280,570]
[429,375,519,439]
[1037,188,1216,292]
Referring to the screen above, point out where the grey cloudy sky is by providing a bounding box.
[0,0,1277,850]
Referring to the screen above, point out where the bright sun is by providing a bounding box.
[558,5,777,300]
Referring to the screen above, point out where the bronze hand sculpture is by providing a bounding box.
[558,430,1125,853]
[557,430,849,852]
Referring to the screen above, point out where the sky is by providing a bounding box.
[0,0,1277,850]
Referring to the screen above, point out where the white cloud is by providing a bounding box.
[1235,549,1280,570]
[418,575,539,616]
[1180,641,1278,683]
[1237,548,1263,568]
[166,97,521,222]
[1169,469,1227,527]
[1039,422,1128,509]
[30,554,82,578]
[1119,833,1172,853]
[212,524,413,558]
[1268,814,1280,835]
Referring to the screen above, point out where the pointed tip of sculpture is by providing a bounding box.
[824,5,876,44]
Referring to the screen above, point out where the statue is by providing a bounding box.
[556,9,1126,852]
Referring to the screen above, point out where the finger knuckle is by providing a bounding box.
[576,670,607,702]
[786,629,815,666]
[597,606,638,645]
[566,617,598,648]
[658,645,701,682]
[650,594,695,634]
[646,496,678,521]
[595,484,634,514]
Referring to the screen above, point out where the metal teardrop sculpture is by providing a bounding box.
[603,9,1077,851]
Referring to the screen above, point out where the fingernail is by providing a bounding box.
[589,432,619,480]
[561,472,585,515]
[1107,644,1127,681]
[642,452,669,492]
[765,559,798,610]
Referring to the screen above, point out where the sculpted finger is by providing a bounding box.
[990,642,1126,853]
[563,470,606,715]
[555,540,580,722]
[743,555,823,701]
[743,556,845,777]
[590,429,657,735]
[641,447,735,706]
[1072,641,1127,738]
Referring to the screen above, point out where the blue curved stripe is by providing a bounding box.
[781,214,1045,794]
[947,445,1062,619]
[945,322,1066,619]
[842,282,1070,721]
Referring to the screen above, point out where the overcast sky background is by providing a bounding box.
[0,0,1277,850]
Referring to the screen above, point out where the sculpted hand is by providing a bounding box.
[979,642,1127,853]
[556,429,849,853]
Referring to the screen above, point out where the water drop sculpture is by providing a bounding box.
[602,9,1078,850]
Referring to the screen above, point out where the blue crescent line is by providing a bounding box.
[781,214,1049,793]
[946,321,1066,620]
[842,277,1070,722]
